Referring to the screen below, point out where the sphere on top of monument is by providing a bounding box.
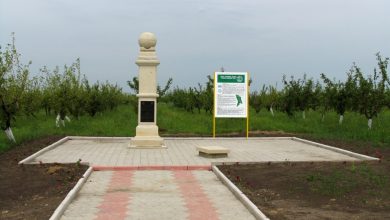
[138,32,157,49]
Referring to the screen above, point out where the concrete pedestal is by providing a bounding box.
[130,125,165,148]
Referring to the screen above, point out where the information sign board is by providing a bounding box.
[214,72,248,118]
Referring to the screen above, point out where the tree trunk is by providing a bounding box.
[368,118,372,129]
[270,107,274,117]
[56,114,60,127]
[339,115,344,125]
[4,127,16,143]
[321,113,325,122]
[302,111,306,119]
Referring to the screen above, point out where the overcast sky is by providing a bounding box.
[1,0,389,92]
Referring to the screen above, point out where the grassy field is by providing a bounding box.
[1,103,390,152]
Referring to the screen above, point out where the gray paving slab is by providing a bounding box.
[33,138,359,166]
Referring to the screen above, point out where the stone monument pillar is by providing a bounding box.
[130,32,165,148]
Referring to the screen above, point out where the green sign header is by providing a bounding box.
[217,74,245,83]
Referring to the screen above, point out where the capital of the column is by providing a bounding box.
[136,32,160,66]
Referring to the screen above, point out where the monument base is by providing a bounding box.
[129,124,165,148]
[129,136,165,148]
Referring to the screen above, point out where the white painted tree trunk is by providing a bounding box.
[339,115,344,125]
[56,114,60,127]
[4,127,16,143]
[56,114,68,127]
[321,114,325,122]
[270,107,274,117]
[302,111,306,119]
[368,118,372,129]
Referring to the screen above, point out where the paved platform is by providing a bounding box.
[31,138,359,166]
[26,137,371,220]
[61,170,255,220]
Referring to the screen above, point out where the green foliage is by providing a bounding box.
[40,59,124,121]
[127,77,139,94]
[2,104,390,152]
[126,76,173,113]
[354,53,389,120]
[127,76,173,98]
[0,33,30,140]
[281,75,302,117]
[41,61,79,120]
[21,76,43,117]
[251,85,281,115]
[320,72,356,117]
[250,85,266,114]
[157,77,173,98]
[164,75,213,114]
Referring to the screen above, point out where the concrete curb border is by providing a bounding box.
[67,136,293,141]
[93,165,211,171]
[292,137,379,161]
[212,165,269,220]
[18,136,70,164]
[49,166,93,220]
[165,137,292,140]
[67,136,131,141]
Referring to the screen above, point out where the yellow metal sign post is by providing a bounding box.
[213,72,216,138]
[213,72,249,139]
[246,72,250,139]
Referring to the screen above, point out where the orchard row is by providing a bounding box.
[1,34,389,142]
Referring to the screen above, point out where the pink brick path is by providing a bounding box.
[61,169,255,219]
[95,171,134,220]
[174,171,219,220]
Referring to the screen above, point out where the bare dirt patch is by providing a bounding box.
[218,140,390,220]
[0,136,88,220]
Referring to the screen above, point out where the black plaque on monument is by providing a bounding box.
[140,101,154,122]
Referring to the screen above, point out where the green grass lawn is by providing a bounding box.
[1,103,390,152]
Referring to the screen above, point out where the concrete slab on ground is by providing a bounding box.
[29,138,361,166]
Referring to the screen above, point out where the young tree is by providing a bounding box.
[193,84,205,113]
[386,88,390,110]
[127,77,139,94]
[281,75,302,117]
[202,75,214,114]
[319,73,337,121]
[21,76,43,117]
[265,85,280,117]
[299,76,315,119]
[84,81,103,117]
[321,71,357,125]
[41,60,80,127]
[67,59,86,119]
[102,82,123,111]
[0,34,30,142]
[354,53,389,129]
[157,77,173,98]
[250,91,261,114]
[250,85,267,114]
